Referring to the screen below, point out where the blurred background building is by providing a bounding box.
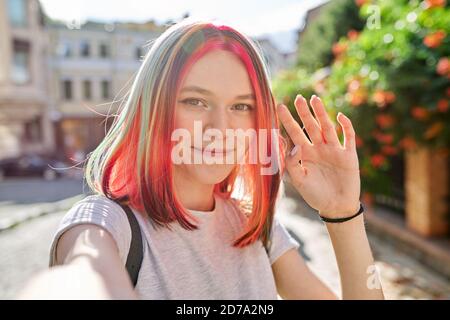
[46,20,165,161]
[0,0,53,159]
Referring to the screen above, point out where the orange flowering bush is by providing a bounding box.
[322,0,449,194]
[424,30,447,48]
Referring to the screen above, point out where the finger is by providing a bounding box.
[294,95,323,145]
[310,95,341,146]
[277,104,311,147]
[337,112,355,150]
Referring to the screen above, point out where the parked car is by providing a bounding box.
[0,154,68,180]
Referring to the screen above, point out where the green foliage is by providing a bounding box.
[272,68,315,123]
[324,0,449,168]
[296,0,365,71]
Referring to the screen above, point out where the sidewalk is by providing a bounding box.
[0,195,84,231]
[0,177,87,232]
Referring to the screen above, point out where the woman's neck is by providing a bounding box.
[173,170,215,212]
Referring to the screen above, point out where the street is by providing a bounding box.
[0,178,449,299]
[0,177,88,204]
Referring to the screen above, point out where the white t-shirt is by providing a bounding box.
[48,192,300,299]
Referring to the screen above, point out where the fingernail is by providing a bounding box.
[290,145,299,156]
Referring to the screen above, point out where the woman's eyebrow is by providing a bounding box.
[180,85,255,100]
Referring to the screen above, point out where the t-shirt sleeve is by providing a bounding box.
[267,215,300,265]
[48,194,132,267]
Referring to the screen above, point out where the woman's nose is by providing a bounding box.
[205,107,230,134]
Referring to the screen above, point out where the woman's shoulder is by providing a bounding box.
[73,193,122,207]
[61,194,128,223]
[49,193,132,267]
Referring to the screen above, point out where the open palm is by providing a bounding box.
[277,94,361,218]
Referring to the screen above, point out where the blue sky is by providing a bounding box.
[39,0,328,52]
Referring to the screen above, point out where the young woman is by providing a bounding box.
[41,18,383,300]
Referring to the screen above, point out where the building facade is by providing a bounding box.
[46,21,165,162]
[0,0,53,159]
[254,37,296,78]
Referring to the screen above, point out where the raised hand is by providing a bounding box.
[277,94,361,218]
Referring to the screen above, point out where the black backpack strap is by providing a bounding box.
[118,202,143,287]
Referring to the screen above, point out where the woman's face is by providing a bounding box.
[173,50,256,185]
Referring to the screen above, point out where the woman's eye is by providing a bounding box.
[180,98,206,108]
[232,104,253,111]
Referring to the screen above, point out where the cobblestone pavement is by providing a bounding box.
[1,185,450,299]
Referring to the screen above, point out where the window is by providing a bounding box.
[83,80,92,100]
[23,116,42,143]
[11,39,30,84]
[99,43,110,58]
[7,0,28,27]
[80,41,90,57]
[101,80,111,99]
[62,79,72,100]
[57,42,72,57]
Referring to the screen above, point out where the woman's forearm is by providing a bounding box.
[17,257,138,300]
[325,214,384,300]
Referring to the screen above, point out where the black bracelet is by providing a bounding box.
[319,202,364,223]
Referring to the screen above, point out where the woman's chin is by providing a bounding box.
[188,163,236,185]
